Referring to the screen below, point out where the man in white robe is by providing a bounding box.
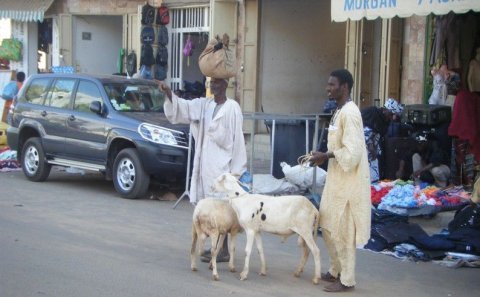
[310,69,371,292]
[158,79,247,203]
[158,78,247,261]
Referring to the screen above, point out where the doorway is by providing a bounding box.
[168,6,210,96]
[73,15,122,75]
[345,17,403,108]
[38,19,53,73]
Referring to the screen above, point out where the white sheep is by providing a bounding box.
[190,198,243,281]
[212,173,321,284]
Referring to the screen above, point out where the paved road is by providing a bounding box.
[0,169,477,297]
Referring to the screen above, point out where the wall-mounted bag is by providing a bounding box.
[140,44,155,66]
[0,39,22,61]
[141,4,155,25]
[156,45,168,66]
[126,51,137,76]
[198,34,236,79]
[140,65,153,79]
[154,64,167,80]
[141,26,155,44]
[158,25,168,46]
[156,5,170,25]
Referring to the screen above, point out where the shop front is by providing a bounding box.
[332,0,480,187]
[332,0,480,106]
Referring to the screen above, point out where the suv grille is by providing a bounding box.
[171,130,188,149]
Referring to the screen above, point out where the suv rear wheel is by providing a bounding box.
[21,137,52,182]
[113,148,150,199]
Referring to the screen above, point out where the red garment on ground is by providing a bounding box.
[371,186,392,205]
[448,89,480,161]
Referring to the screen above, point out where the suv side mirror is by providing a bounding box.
[89,101,103,115]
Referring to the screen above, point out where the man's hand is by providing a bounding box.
[310,151,329,167]
[154,79,172,101]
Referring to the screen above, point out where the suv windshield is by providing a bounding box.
[103,83,165,112]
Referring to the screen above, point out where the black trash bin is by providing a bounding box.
[265,119,317,179]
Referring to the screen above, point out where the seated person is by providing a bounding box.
[125,90,145,110]
[396,132,450,187]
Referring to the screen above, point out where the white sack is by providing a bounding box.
[281,162,327,194]
[252,174,300,195]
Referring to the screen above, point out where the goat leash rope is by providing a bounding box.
[297,153,314,167]
[298,153,322,239]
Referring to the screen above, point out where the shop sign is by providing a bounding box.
[332,0,480,22]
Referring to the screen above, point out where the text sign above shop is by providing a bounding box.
[332,0,480,22]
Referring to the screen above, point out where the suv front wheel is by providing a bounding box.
[113,148,150,199]
[21,137,52,182]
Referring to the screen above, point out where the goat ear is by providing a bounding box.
[224,180,233,192]
[225,175,237,192]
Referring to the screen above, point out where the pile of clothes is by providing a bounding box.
[371,180,471,215]
[0,146,20,172]
[365,205,480,266]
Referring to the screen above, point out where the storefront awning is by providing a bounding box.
[0,0,54,22]
[332,0,480,22]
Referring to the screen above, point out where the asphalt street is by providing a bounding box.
[0,169,478,297]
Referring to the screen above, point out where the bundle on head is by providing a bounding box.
[213,34,230,52]
[198,33,236,79]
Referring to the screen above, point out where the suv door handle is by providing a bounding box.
[68,115,76,121]
[41,111,47,117]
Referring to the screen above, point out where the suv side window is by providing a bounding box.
[46,79,76,109]
[74,80,102,113]
[24,78,51,104]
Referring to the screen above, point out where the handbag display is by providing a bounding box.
[198,34,236,79]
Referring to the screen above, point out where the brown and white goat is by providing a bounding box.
[212,173,321,284]
[190,198,242,281]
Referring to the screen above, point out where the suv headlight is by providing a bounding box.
[138,123,177,145]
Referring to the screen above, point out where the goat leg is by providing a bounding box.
[294,236,309,277]
[301,232,321,285]
[228,232,236,272]
[240,230,255,280]
[254,232,267,276]
[210,233,223,281]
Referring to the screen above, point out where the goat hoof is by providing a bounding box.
[259,271,267,276]
[213,274,219,281]
[294,271,301,278]
[312,278,319,285]
[191,267,198,272]
[240,272,248,280]
[229,267,236,273]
